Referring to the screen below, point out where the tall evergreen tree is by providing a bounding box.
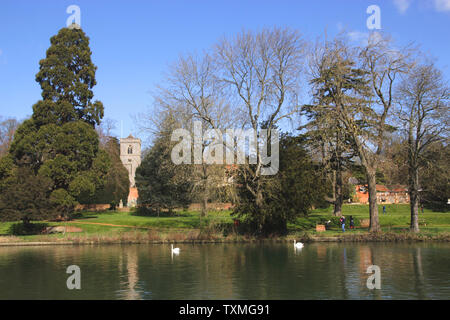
[4,27,108,220]
[307,37,401,232]
[302,95,356,216]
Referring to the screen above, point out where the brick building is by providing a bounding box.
[354,185,409,204]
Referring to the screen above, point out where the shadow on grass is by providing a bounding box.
[71,215,99,220]
[8,222,49,236]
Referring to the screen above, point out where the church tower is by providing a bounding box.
[120,134,141,186]
[120,135,141,206]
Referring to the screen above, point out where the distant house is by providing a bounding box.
[354,185,409,204]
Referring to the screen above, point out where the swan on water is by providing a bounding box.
[171,244,180,254]
[293,240,304,249]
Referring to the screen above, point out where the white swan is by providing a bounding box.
[294,240,304,249]
[171,244,180,254]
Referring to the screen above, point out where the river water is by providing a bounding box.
[0,242,448,299]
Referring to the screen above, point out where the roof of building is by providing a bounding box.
[356,184,408,193]
[376,185,389,192]
[389,185,408,192]
[120,134,141,142]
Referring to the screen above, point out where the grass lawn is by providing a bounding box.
[71,209,233,230]
[0,209,234,241]
[0,204,448,242]
[290,204,450,237]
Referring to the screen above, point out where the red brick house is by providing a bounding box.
[354,185,409,204]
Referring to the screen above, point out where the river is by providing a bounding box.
[0,242,448,299]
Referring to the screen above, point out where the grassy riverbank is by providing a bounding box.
[0,204,449,244]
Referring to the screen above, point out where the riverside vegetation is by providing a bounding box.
[0,204,449,244]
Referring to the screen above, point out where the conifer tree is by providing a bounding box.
[135,115,193,215]
[4,27,108,220]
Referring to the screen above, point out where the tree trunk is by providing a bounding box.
[366,172,381,232]
[201,195,208,218]
[22,216,32,233]
[22,216,31,226]
[409,168,420,232]
[200,164,208,217]
[256,187,265,235]
[333,158,343,217]
[408,120,420,232]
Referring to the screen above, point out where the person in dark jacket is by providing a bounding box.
[349,216,355,230]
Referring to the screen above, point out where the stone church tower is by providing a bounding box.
[120,135,141,186]
[120,135,141,206]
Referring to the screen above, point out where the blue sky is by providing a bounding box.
[0,0,449,140]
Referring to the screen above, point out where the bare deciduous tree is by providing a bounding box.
[140,28,305,230]
[397,61,449,232]
[96,118,118,147]
[355,35,414,232]
[0,117,20,157]
[214,28,306,232]
[147,53,234,217]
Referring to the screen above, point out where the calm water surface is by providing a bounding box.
[0,242,449,299]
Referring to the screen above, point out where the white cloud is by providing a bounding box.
[434,0,450,11]
[347,31,368,43]
[347,31,382,47]
[393,0,412,14]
